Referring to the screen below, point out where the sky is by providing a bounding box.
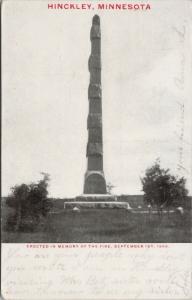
[2,0,192,197]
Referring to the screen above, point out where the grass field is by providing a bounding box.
[2,208,191,243]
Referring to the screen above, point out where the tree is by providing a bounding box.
[6,173,52,231]
[6,183,30,231]
[140,160,188,217]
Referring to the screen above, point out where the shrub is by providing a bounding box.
[141,159,188,216]
[5,173,52,231]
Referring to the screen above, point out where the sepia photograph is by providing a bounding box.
[2,0,191,244]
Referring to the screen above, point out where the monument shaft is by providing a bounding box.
[84,15,107,194]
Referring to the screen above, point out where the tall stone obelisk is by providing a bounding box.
[84,15,107,194]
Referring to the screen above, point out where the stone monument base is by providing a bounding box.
[64,194,131,210]
[76,194,117,202]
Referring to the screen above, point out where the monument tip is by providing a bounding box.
[92,15,100,25]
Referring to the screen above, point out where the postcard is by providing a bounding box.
[1,0,192,299]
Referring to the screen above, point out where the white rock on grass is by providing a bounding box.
[73,206,80,212]
[176,206,184,215]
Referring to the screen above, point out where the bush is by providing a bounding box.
[141,159,188,215]
[5,173,52,231]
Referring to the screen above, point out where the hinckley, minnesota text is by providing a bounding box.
[47,3,151,10]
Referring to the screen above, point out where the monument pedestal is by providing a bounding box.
[76,194,117,202]
[64,194,130,210]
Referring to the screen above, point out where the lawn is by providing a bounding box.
[2,208,191,243]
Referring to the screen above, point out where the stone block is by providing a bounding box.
[88,84,101,99]
[88,55,101,70]
[88,156,103,170]
[90,69,101,85]
[84,172,106,194]
[89,99,102,114]
[76,194,117,202]
[90,24,100,40]
[88,128,102,142]
[87,142,103,156]
[64,201,130,210]
[87,113,102,128]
